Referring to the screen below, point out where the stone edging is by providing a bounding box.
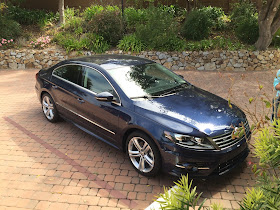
[1,48,280,71]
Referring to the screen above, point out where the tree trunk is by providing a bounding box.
[59,0,65,26]
[254,0,280,50]
[255,21,273,51]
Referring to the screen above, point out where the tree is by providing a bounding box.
[185,0,200,12]
[255,0,280,50]
[59,0,65,25]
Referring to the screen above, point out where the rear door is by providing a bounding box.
[50,64,85,123]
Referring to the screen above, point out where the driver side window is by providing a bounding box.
[82,67,119,101]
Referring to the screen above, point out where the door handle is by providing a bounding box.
[77,98,85,103]
[52,85,58,89]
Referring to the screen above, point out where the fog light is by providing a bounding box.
[176,163,198,172]
[176,163,209,172]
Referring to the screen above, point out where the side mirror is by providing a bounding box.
[179,75,184,79]
[95,92,114,102]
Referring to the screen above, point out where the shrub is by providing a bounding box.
[0,38,14,49]
[61,7,84,35]
[54,32,83,53]
[235,15,259,44]
[135,7,182,51]
[54,32,109,53]
[181,9,212,41]
[64,7,80,21]
[156,175,206,209]
[229,1,259,44]
[64,16,84,35]
[0,16,21,39]
[86,9,124,46]
[199,6,228,30]
[6,5,55,26]
[83,5,119,21]
[159,5,187,18]
[239,120,280,210]
[185,37,244,51]
[30,36,51,48]
[80,33,110,53]
[124,7,147,32]
[212,36,244,50]
[182,6,228,41]
[0,2,7,15]
[117,34,146,52]
[272,29,280,48]
[230,1,257,26]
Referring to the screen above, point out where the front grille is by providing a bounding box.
[211,119,250,150]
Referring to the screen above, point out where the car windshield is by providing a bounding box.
[106,63,188,99]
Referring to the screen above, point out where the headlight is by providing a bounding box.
[164,131,215,150]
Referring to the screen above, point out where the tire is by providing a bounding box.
[41,93,59,123]
[126,131,161,176]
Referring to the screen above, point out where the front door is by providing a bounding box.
[77,66,122,144]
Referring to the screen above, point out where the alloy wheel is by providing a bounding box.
[42,95,55,120]
[128,137,155,173]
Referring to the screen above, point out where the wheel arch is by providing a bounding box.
[40,90,55,103]
[121,127,161,154]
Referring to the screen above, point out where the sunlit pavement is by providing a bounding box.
[0,69,276,209]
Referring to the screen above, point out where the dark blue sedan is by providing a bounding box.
[35,55,250,177]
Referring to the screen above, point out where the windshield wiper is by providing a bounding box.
[130,95,153,99]
[130,83,190,99]
[157,83,189,96]
[130,95,166,100]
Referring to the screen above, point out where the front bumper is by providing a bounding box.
[160,137,249,177]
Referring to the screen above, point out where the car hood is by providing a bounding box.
[133,86,246,137]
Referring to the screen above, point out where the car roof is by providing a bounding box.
[68,54,155,70]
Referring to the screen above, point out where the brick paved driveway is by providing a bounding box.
[0,69,276,209]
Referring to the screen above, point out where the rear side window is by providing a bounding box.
[53,65,83,85]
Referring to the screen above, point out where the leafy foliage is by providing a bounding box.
[254,120,280,169]
[6,5,56,26]
[182,6,228,41]
[181,9,212,41]
[86,9,124,45]
[124,7,148,32]
[117,34,146,53]
[80,33,110,53]
[0,16,21,39]
[230,1,257,26]
[240,188,265,210]
[159,4,187,18]
[230,1,259,44]
[157,175,205,209]
[185,37,244,51]
[239,119,280,210]
[53,32,83,53]
[0,38,14,49]
[135,6,183,51]
[53,32,109,53]
[198,6,228,30]
[235,14,259,45]
[240,178,280,210]
[82,5,119,21]
[30,36,51,48]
